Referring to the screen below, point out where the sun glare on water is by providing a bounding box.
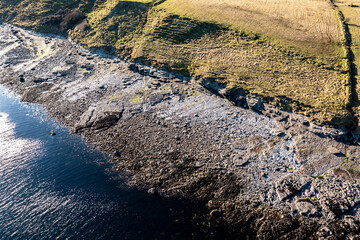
[0,112,43,170]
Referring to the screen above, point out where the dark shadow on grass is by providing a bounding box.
[152,0,168,6]
[152,14,222,45]
[348,23,360,28]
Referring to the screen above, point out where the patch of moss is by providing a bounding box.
[130,95,142,104]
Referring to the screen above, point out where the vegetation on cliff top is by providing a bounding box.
[0,0,357,128]
[160,0,342,57]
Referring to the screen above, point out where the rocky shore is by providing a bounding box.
[1,23,360,239]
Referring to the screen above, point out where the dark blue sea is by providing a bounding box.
[0,86,225,240]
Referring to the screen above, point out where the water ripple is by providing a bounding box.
[0,86,215,240]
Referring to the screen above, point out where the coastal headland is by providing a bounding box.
[2,0,360,238]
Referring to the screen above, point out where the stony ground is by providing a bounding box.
[1,23,360,239]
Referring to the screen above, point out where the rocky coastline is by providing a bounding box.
[1,23,360,239]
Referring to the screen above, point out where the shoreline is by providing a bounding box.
[1,23,360,238]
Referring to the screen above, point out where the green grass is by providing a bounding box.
[127,7,350,124]
[0,0,356,126]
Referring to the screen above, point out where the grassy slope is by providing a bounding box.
[338,0,360,113]
[0,0,81,27]
[0,0,355,126]
[127,7,349,122]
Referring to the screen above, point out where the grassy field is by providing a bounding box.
[0,0,357,127]
[338,0,360,111]
[126,7,350,124]
[160,0,342,57]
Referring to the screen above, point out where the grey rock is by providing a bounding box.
[276,174,312,201]
[210,210,222,218]
[148,188,156,195]
[246,95,264,112]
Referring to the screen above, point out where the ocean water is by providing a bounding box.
[0,86,220,240]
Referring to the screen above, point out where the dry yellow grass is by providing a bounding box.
[160,0,342,56]
[127,7,350,124]
[338,1,360,70]
[1,0,352,126]
[337,0,360,116]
